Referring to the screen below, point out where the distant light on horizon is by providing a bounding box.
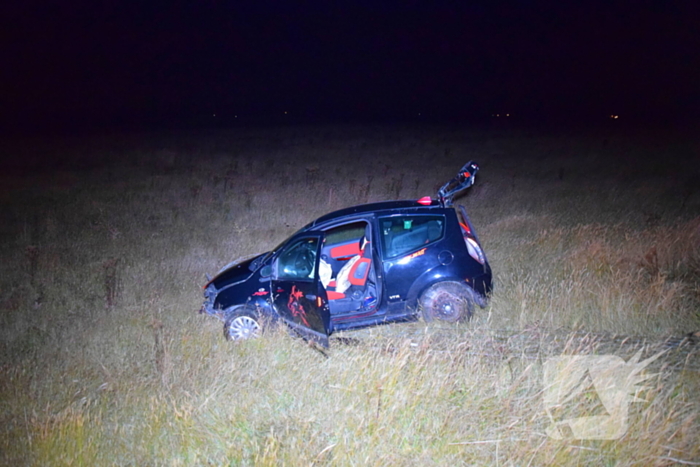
[610,114,619,119]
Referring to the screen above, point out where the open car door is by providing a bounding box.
[270,235,331,347]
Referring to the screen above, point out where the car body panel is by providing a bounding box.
[268,234,331,347]
[270,279,330,347]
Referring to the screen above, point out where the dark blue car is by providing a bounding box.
[200,162,492,347]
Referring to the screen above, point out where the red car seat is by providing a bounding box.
[326,236,371,302]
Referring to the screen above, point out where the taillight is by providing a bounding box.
[457,207,485,265]
[465,236,486,265]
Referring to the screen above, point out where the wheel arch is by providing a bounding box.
[405,271,471,309]
[221,296,277,320]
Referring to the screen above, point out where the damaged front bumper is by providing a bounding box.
[199,283,225,321]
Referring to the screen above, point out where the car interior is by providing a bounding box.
[320,222,377,314]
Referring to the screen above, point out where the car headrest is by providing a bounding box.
[359,235,369,251]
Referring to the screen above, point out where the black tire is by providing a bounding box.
[419,281,476,323]
[223,307,263,341]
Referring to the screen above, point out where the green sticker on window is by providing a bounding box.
[403,219,412,229]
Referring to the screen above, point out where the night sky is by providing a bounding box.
[2,0,699,133]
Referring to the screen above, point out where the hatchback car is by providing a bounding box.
[200,161,492,347]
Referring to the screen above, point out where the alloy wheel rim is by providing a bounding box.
[229,316,261,340]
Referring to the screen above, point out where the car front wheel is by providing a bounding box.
[419,281,476,323]
[224,308,263,341]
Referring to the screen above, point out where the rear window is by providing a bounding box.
[380,215,445,259]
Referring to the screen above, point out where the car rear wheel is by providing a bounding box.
[224,308,263,341]
[419,281,475,323]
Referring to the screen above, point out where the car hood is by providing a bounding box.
[211,253,267,289]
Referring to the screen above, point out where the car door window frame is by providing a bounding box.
[272,236,321,282]
[379,214,446,259]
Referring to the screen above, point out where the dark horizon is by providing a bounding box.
[2,0,699,136]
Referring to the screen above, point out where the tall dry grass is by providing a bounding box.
[0,123,699,465]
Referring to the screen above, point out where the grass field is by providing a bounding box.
[1,123,699,465]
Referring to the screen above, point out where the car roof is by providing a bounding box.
[307,199,446,229]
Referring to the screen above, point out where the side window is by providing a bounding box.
[324,222,367,246]
[275,238,319,281]
[380,215,445,259]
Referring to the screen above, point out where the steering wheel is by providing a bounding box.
[293,243,315,277]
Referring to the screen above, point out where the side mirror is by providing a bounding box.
[260,264,272,278]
